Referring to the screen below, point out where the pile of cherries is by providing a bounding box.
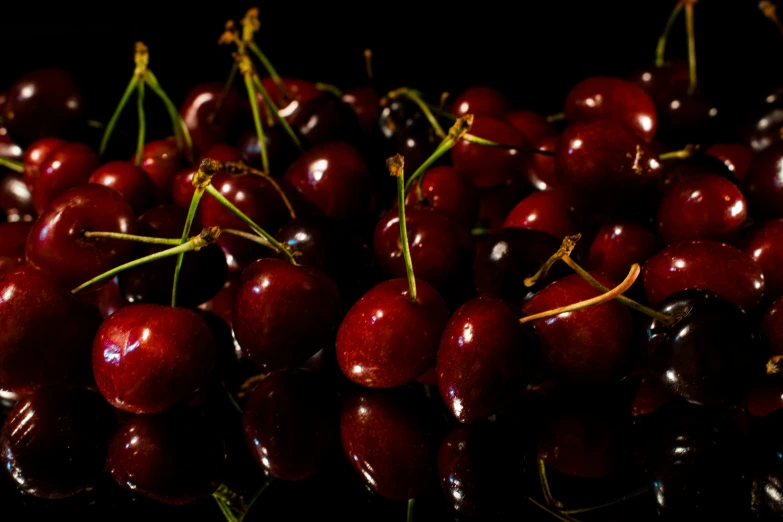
[4,4,783,521]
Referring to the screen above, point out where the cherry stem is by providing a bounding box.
[82,231,180,245]
[528,497,582,522]
[656,1,684,67]
[145,70,194,162]
[217,159,297,219]
[685,0,698,94]
[220,381,243,414]
[404,115,473,194]
[471,227,492,236]
[537,458,564,509]
[461,133,557,157]
[388,87,447,138]
[524,234,580,288]
[71,227,218,294]
[546,112,566,123]
[315,82,344,97]
[561,487,650,515]
[0,156,23,173]
[521,264,640,323]
[247,41,288,99]
[99,76,138,156]
[766,355,783,375]
[209,63,239,125]
[760,1,783,37]
[212,483,247,522]
[659,146,695,160]
[244,477,274,517]
[407,498,415,522]
[389,154,418,303]
[242,65,271,175]
[135,81,146,167]
[251,75,304,151]
[220,228,272,248]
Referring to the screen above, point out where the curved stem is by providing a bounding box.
[561,487,650,515]
[171,186,205,307]
[461,133,557,156]
[221,228,272,248]
[247,41,288,98]
[656,1,684,67]
[404,115,473,194]
[251,75,303,151]
[145,70,194,161]
[99,76,138,156]
[134,81,146,167]
[221,381,243,415]
[222,161,296,219]
[659,147,694,160]
[364,48,374,83]
[389,88,446,138]
[521,264,640,323]
[314,82,344,97]
[244,73,271,175]
[209,63,239,124]
[524,234,581,288]
[389,154,417,303]
[528,497,582,522]
[538,458,563,509]
[406,498,415,522]
[0,156,23,173]
[83,231,180,245]
[685,0,697,94]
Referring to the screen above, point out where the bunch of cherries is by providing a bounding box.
[3,3,783,521]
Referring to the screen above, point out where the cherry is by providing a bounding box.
[201,142,243,163]
[92,303,216,414]
[744,140,783,219]
[119,205,228,308]
[451,116,530,188]
[289,92,363,147]
[26,184,137,290]
[22,137,67,190]
[88,161,158,215]
[342,86,379,139]
[134,138,184,197]
[631,60,690,106]
[233,258,341,371]
[0,387,115,499]
[392,124,439,183]
[645,289,760,406]
[2,69,82,145]
[378,97,424,139]
[586,221,658,283]
[28,142,100,214]
[256,77,322,121]
[243,369,339,481]
[171,167,197,209]
[656,87,720,148]
[555,119,662,211]
[657,173,747,244]
[237,126,299,174]
[705,143,754,183]
[502,188,579,239]
[451,86,511,119]
[198,273,240,327]
[0,266,101,393]
[740,220,783,302]
[473,227,567,304]
[524,135,558,190]
[763,296,783,357]
[340,388,434,500]
[658,153,736,190]
[107,410,226,505]
[88,276,127,319]
[180,82,243,156]
[522,272,634,384]
[437,297,538,423]
[337,278,449,388]
[642,240,765,311]
[403,166,478,228]
[631,376,678,417]
[564,76,658,142]
[505,109,556,143]
[0,173,34,222]
[283,141,371,221]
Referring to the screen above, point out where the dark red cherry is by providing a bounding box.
[26,184,137,290]
[92,303,216,413]
[740,220,783,302]
[451,116,530,188]
[586,221,658,283]
[237,126,300,174]
[393,124,439,181]
[257,77,322,121]
[373,206,473,292]
[643,240,765,311]
[233,258,341,371]
[135,138,184,197]
[525,135,558,190]
[0,221,32,267]
[658,153,736,191]
[340,388,434,500]
[403,166,479,228]
[180,82,243,156]
[437,297,538,423]
[342,86,379,139]
[378,97,424,139]
[631,376,678,417]
[243,369,338,480]
[88,161,158,215]
[631,61,690,104]
[198,273,240,327]
[522,273,634,384]
[646,289,760,406]
[0,387,114,499]
[289,93,362,147]
[657,173,747,244]
[337,278,449,388]
[451,86,511,119]
[22,137,66,190]
[283,141,371,221]
[473,227,567,304]
[556,119,662,211]
[764,296,783,357]
[564,76,658,142]
[656,87,720,148]
[29,142,100,214]
[2,69,82,145]
[119,205,228,308]
[0,173,34,222]
[0,266,100,393]
[107,411,225,505]
[706,143,754,183]
[502,188,578,238]
[87,276,126,319]
[745,140,783,219]
[505,109,556,143]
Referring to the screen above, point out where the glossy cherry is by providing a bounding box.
[451,86,511,119]
[289,92,362,147]
[502,188,578,239]
[342,86,379,139]
[705,143,754,183]
[22,137,66,190]
[642,240,765,311]
[243,369,339,480]
[134,138,184,197]
[505,109,556,143]
[0,387,115,499]
[763,296,783,357]
[392,124,439,182]
[524,135,558,190]
[92,303,216,413]
[256,77,322,121]
[107,411,226,505]
[0,173,34,222]
[631,61,690,105]
[0,266,101,393]
[740,220,783,302]
[233,258,341,371]
[586,221,658,283]
[337,278,449,388]
[26,184,137,290]
[403,166,478,228]
[88,161,158,215]
[180,82,243,156]
[28,142,100,214]
[744,140,783,219]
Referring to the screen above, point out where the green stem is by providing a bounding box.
[0,156,23,173]
[83,231,180,245]
[252,75,303,151]
[462,133,556,156]
[656,1,684,67]
[247,42,287,98]
[204,184,296,264]
[145,70,194,160]
[210,63,239,124]
[390,156,417,303]
[546,112,566,123]
[100,76,138,156]
[685,0,697,94]
[221,381,243,414]
[659,147,693,160]
[244,74,270,175]
[562,487,650,515]
[245,477,274,517]
[171,186,205,307]
[221,228,271,248]
[389,88,446,138]
[315,82,344,97]
[528,497,583,522]
[407,498,415,522]
[135,81,146,166]
[403,140,453,195]
[538,458,563,509]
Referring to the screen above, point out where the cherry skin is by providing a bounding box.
[763,296,783,357]
[0,221,32,268]
[390,124,439,187]
[564,76,658,142]
[342,86,379,139]
[475,175,533,234]
[180,82,243,156]
[524,135,558,190]
[233,258,341,371]
[437,297,538,423]
[451,116,530,188]
[522,273,634,385]
[340,388,434,500]
[92,303,216,414]
[656,87,720,148]
[22,137,66,190]
[643,240,766,311]
[451,86,511,119]
[586,221,658,283]
[0,173,35,222]
[289,92,363,148]
[237,125,300,174]
[88,161,158,215]
[26,184,137,290]
[705,143,754,183]
[337,278,449,388]
[505,109,556,143]
[29,142,100,214]
[257,77,323,121]
[657,173,747,244]
[107,410,226,505]
[0,387,115,499]
[740,220,783,302]
[2,69,82,145]
[631,60,690,105]
[502,188,578,239]
[243,369,339,481]
[0,266,101,393]
[744,140,783,219]
[658,153,736,191]
[134,138,184,197]
[403,166,479,228]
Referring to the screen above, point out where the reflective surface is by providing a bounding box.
[502,188,579,239]
[450,86,510,119]
[586,220,658,283]
[403,166,478,228]
[740,219,783,302]
[88,161,158,216]
[30,142,99,214]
